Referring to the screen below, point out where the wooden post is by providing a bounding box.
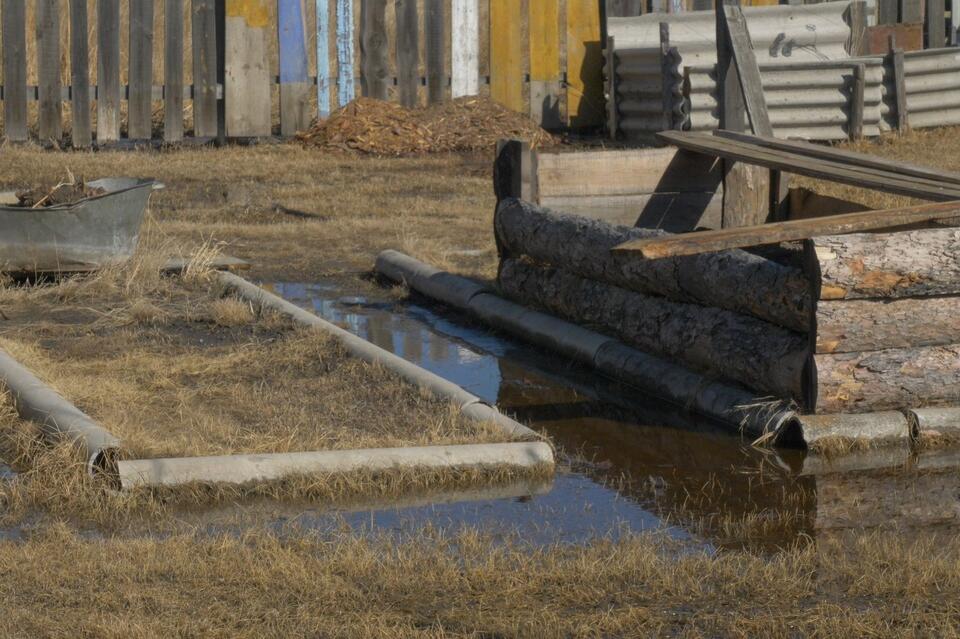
[848,0,866,56]
[491,1,523,112]
[394,0,418,108]
[952,0,960,45]
[165,0,185,142]
[530,0,562,127]
[494,139,534,203]
[850,63,865,141]
[360,0,388,100]
[279,0,312,135]
[926,0,946,48]
[192,0,218,137]
[660,23,674,132]
[889,35,908,132]
[426,0,446,104]
[878,0,897,24]
[128,0,155,141]
[316,0,331,117]
[1,0,27,141]
[452,0,479,98]
[606,36,619,140]
[97,0,121,142]
[336,0,355,106]
[901,0,922,24]
[224,0,271,137]
[69,0,92,147]
[36,0,61,143]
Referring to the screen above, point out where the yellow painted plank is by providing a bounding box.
[529,0,559,81]
[490,0,524,112]
[567,0,603,127]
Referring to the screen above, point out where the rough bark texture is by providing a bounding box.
[499,258,808,401]
[814,345,960,413]
[495,198,810,331]
[812,228,960,300]
[816,296,960,353]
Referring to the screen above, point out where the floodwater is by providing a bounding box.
[265,281,960,549]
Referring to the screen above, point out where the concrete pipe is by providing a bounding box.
[906,407,960,443]
[0,348,121,474]
[217,271,542,442]
[117,441,554,490]
[782,412,911,451]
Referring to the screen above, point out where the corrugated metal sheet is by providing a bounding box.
[878,47,960,131]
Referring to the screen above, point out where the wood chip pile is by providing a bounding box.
[297,97,556,155]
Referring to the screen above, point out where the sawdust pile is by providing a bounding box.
[297,97,556,155]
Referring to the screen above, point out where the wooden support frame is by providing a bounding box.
[849,63,865,142]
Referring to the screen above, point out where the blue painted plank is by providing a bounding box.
[336,0,355,106]
[279,0,309,83]
[316,0,331,117]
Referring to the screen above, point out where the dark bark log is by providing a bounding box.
[816,296,960,353]
[495,198,810,331]
[810,228,960,300]
[499,258,808,400]
[813,345,960,414]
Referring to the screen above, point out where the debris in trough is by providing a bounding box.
[14,172,106,208]
[296,97,556,155]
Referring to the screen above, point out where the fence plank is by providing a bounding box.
[529,0,560,126]
[69,0,91,147]
[901,0,922,23]
[336,0,355,106]
[567,0,604,127]
[926,0,945,47]
[128,0,155,140]
[877,0,897,24]
[192,0,218,137]
[36,0,61,142]
[279,0,311,134]
[1,0,27,141]
[225,0,271,137]
[317,0,331,117]
[452,0,478,97]
[395,0,419,108]
[850,63,865,140]
[360,0,388,100]
[97,0,121,142]
[426,0,445,103]
[165,0,185,141]
[490,0,522,111]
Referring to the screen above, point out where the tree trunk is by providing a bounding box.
[813,345,960,413]
[809,228,960,300]
[495,198,811,331]
[498,258,808,400]
[816,296,960,353]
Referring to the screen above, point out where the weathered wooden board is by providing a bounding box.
[128,0,155,140]
[567,0,604,127]
[97,0,121,142]
[614,201,960,258]
[426,0,445,104]
[316,0,331,117]
[1,0,27,141]
[539,192,723,232]
[535,148,722,197]
[395,0,419,108]
[279,0,311,135]
[865,23,924,52]
[927,0,946,48]
[225,0,272,137]
[817,296,960,353]
[192,0,219,137]
[490,0,523,111]
[722,4,772,136]
[36,0,61,142]
[452,0,479,98]
[360,0,388,100]
[69,0,92,147]
[529,0,561,127]
[165,0,185,141]
[336,0,355,106]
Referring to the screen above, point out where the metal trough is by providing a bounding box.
[0,177,157,273]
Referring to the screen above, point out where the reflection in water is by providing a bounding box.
[272,281,960,548]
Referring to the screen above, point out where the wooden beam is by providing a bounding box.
[721,4,771,136]
[69,0,92,147]
[849,63,865,141]
[611,200,960,258]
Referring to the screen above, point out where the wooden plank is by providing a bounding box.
[659,23,673,131]
[849,63,865,141]
[224,0,272,137]
[659,131,960,201]
[927,0,946,47]
[452,0,479,98]
[490,0,522,112]
[541,191,724,231]
[425,0,445,104]
[336,0,354,106]
[890,42,908,132]
[878,0,898,23]
[567,0,604,127]
[901,0,922,23]
[611,200,960,258]
[715,131,960,186]
[535,148,721,197]
[529,0,560,126]
[1,0,27,141]
[36,0,61,142]
[316,0,331,117]
[279,0,311,134]
[848,0,867,55]
[192,0,218,137]
[97,0,121,142]
[164,0,185,141]
[128,0,155,140]
[394,0,418,108]
[721,4,771,136]
[69,0,92,147]
[865,23,924,52]
[360,0,388,100]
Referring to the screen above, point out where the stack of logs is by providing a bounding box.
[495,198,960,415]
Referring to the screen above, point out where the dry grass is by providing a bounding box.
[2,524,960,637]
